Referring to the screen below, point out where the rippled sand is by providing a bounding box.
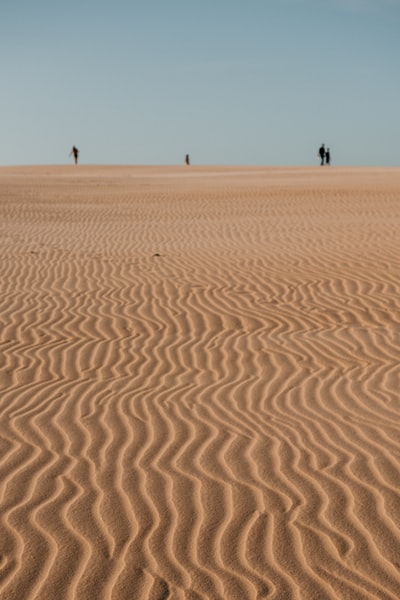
[1,165,400,600]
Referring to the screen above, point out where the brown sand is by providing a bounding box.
[0,165,399,600]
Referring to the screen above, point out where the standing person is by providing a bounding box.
[325,148,331,165]
[69,146,79,164]
[318,144,325,166]
[185,154,190,166]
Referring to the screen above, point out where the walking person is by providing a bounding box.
[325,148,331,165]
[318,144,325,166]
[69,146,79,164]
[185,154,190,166]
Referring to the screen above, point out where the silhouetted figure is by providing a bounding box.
[69,146,79,164]
[325,148,331,165]
[319,144,325,166]
[185,154,190,166]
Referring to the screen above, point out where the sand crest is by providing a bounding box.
[0,165,400,599]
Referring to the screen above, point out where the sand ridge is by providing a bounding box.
[0,165,400,599]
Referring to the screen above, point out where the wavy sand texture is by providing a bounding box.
[0,165,399,600]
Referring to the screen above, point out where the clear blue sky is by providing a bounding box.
[1,0,399,166]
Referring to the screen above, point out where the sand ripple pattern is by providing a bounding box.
[0,166,400,600]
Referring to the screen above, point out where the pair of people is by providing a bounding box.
[318,144,331,166]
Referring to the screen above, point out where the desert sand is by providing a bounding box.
[0,165,399,600]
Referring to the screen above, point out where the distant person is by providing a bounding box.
[318,144,325,166]
[185,154,190,166]
[69,146,79,164]
[325,148,331,165]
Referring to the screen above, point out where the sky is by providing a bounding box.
[1,0,399,166]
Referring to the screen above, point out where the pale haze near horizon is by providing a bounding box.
[1,0,399,167]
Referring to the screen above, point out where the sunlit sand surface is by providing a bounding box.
[1,165,400,599]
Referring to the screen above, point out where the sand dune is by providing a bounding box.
[0,165,399,599]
